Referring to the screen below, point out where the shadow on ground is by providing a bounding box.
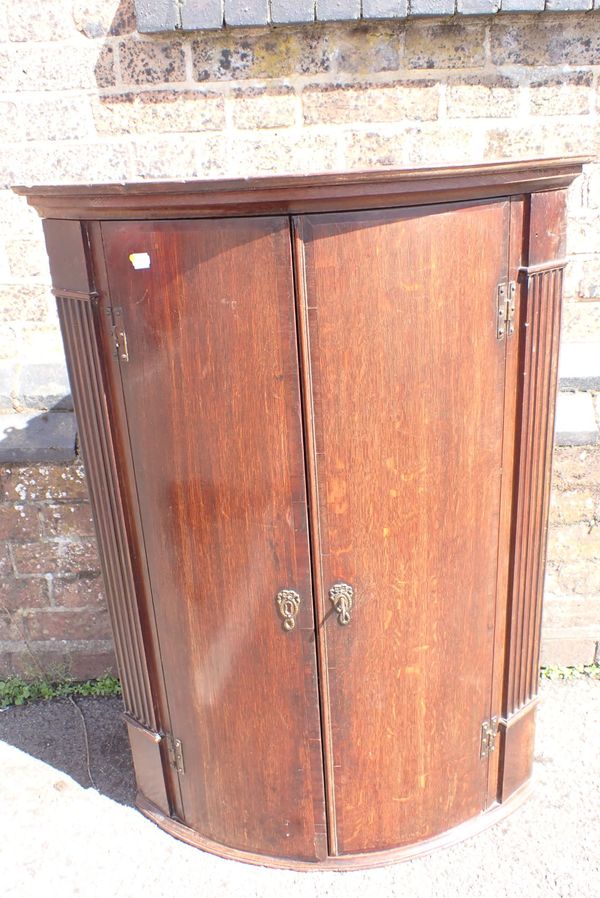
[0,696,136,805]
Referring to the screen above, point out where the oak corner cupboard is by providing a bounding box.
[14,158,586,870]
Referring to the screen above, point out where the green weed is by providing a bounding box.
[540,663,600,681]
[0,675,122,709]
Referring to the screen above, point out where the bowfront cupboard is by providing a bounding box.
[15,158,585,869]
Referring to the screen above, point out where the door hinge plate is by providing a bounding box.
[497,281,516,341]
[107,306,130,362]
[480,717,499,758]
[167,735,185,774]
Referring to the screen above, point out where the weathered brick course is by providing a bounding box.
[529,70,594,116]
[302,80,439,124]
[93,90,226,134]
[490,13,600,66]
[231,86,298,129]
[6,0,75,43]
[0,287,48,324]
[119,38,187,85]
[405,22,487,68]
[445,75,521,118]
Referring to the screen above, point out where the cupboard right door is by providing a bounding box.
[295,200,514,855]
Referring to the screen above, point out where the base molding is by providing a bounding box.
[136,779,534,872]
[124,716,170,815]
[497,699,539,803]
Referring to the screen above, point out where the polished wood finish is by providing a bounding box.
[296,201,513,854]
[21,161,584,869]
[100,217,327,862]
[15,158,587,220]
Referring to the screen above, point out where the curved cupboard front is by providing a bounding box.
[15,158,584,869]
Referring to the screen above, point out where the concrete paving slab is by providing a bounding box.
[555,392,599,446]
[0,680,599,897]
[559,342,600,390]
[0,410,77,462]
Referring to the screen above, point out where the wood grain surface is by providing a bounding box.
[296,200,513,854]
[100,217,327,862]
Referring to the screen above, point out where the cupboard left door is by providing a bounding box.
[100,217,327,863]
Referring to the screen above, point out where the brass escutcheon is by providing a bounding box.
[329,582,354,626]
[276,589,301,632]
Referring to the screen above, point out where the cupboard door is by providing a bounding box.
[296,200,512,854]
[101,218,326,862]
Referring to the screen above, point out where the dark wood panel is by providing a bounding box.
[297,200,511,854]
[498,701,538,802]
[42,219,93,294]
[504,189,567,719]
[124,716,170,814]
[16,158,586,220]
[100,217,327,862]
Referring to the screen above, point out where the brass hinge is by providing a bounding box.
[166,735,185,774]
[496,281,516,341]
[480,717,499,759]
[107,306,130,362]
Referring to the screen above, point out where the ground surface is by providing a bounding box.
[0,680,598,898]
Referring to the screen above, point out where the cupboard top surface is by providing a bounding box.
[13,157,588,220]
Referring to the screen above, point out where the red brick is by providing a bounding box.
[0,645,116,680]
[0,574,49,612]
[66,649,117,680]
[11,539,100,576]
[42,503,96,538]
[21,607,112,641]
[0,504,42,540]
[53,575,106,609]
[0,542,14,577]
[0,608,26,640]
[0,464,89,503]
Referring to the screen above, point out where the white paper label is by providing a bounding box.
[129,252,151,270]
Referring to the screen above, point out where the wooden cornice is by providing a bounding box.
[13,157,590,220]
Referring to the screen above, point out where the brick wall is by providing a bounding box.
[1,2,599,676]
[0,463,113,678]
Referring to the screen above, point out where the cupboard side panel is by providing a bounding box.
[501,189,567,798]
